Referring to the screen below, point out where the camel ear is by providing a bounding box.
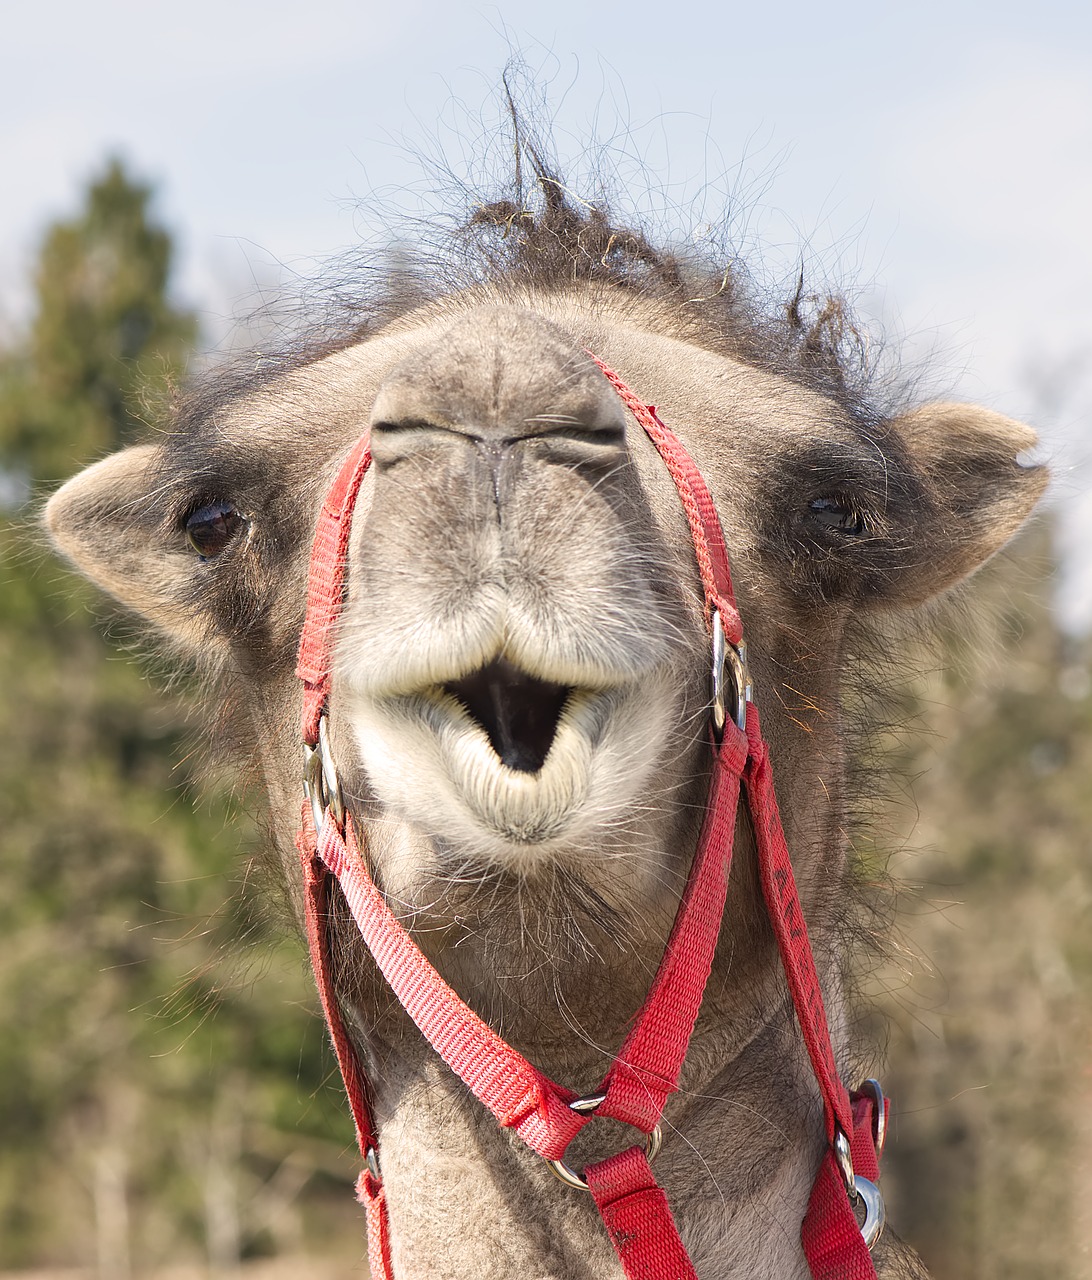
[44,445,207,648]
[890,402,1048,606]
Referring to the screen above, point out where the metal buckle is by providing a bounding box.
[303,714,345,833]
[833,1125,886,1251]
[711,608,751,739]
[546,1093,663,1191]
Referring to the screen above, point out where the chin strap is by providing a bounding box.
[294,356,886,1279]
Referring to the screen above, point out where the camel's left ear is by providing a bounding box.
[889,401,1048,606]
[44,444,213,651]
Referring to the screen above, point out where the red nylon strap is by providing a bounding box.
[743,705,854,1144]
[595,723,747,1132]
[586,1147,698,1280]
[296,814,378,1160]
[294,352,881,1280]
[297,810,396,1280]
[802,1153,876,1279]
[589,356,742,645]
[357,1170,395,1280]
[848,1092,882,1184]
[801,1095,882,1279]
[296,434,372,746]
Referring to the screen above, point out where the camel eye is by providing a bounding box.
[185,501,246,558]
[809,497,865,536]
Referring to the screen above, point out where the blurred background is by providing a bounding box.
[1,3,1089,1278]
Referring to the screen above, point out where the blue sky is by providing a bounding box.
[4,0,1091,620]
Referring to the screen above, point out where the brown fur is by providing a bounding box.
[43,166,1044,1278]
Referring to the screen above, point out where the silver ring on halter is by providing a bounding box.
[856,1077,888,1156]
[833,1126,887,1250]
[304,714,345,832]
[546,1093,664,1191]
[711,608,751,739]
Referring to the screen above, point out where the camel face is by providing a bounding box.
[338,307,693,869]
[43,287,1045,915]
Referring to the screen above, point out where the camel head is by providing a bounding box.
[43,198,1046,1278]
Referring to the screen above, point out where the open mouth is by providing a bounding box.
[346,649,678,859]
[444,656,572,773]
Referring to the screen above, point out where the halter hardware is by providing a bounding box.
[304,713,344,833]
[711,607,751,738]
[858,1077,888,1156]
[833,1096,887,1250]
[546,1093,664,1191]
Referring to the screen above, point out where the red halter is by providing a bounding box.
[294,356,887,1279]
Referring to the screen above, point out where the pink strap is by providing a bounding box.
[296,435,372,745]
[312,812,586,1160]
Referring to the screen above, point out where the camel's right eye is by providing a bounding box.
[185,501,246,558]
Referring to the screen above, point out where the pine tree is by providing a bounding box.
[0,161,357,1270]
[0,158,196,486]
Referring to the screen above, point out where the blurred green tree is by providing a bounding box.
[871,519,1091,1279]
[0,160,359,1272]
[0,157,195,484]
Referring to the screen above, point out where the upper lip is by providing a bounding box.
[442,656,572,774]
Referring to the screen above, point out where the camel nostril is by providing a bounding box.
[444,657,571,773]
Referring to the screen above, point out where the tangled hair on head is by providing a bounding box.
[211,84,879,425]
[436,87,875,410]
[463,167,868,399]
[465,105,685,296]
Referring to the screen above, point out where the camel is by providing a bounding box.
[44,166,1045,1279]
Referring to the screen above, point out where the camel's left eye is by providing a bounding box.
[809,497,865,536]
[185,502,246,558]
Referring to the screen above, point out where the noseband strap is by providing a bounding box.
[294,355,884,1280]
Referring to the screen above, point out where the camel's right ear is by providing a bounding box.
[886,402,1049,606]
[45,445,209,649]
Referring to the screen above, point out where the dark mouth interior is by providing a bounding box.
[444,656,571,773]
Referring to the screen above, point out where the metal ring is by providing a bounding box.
[711,609,751,738]
[318,716,345,825]
[855,1175,886,1250]
[833,1126,886,1251]
[856,1078,887,1156]
[546,1094,663,1191]
[303,713,345,832]
[833,1125,856,1196]
[304,743,325,834]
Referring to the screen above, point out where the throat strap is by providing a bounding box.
[294,354,882,1280]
